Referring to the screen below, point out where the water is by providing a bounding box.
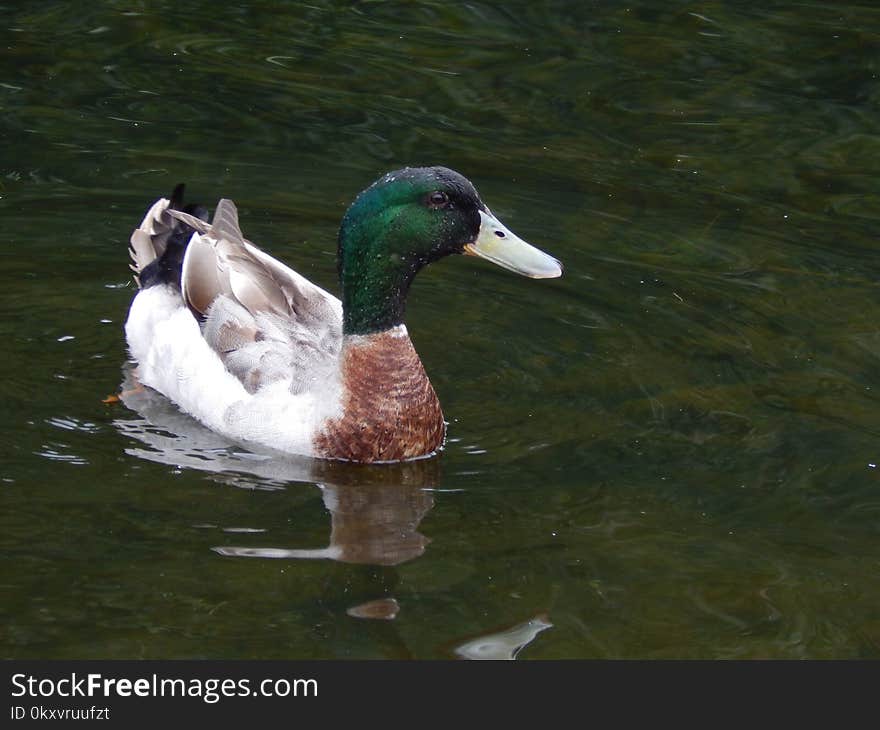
[2,0,880,659]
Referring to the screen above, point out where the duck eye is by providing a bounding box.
[427,191,450,209]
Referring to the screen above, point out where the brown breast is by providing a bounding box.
[313,329,446,463]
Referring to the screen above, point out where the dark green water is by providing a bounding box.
[3,0,880,658]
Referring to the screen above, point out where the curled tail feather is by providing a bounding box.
[128,183,209,290]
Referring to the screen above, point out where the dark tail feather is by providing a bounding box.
[139,184,210,290]
[169,182,186,211]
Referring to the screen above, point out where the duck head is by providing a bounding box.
[338,166,562,336]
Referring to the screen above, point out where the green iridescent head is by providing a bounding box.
[338,166,562,336]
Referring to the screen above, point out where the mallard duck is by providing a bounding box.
[125,166,562,463]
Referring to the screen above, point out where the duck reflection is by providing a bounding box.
[114,365,436,566]
[214,459,435,566]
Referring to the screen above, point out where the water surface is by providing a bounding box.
[2,1,880,659]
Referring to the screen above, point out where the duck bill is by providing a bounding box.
[463,210,563,279]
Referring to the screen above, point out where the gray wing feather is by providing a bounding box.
[178,198,343,394]
[181,234,225,316]
[223,245,291,317]
[210,199,243,245]
[166,208,212,235]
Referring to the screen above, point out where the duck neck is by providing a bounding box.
[340,256,418,336]
[338,190,440,336]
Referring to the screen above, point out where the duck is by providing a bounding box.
[124,166,562,464]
